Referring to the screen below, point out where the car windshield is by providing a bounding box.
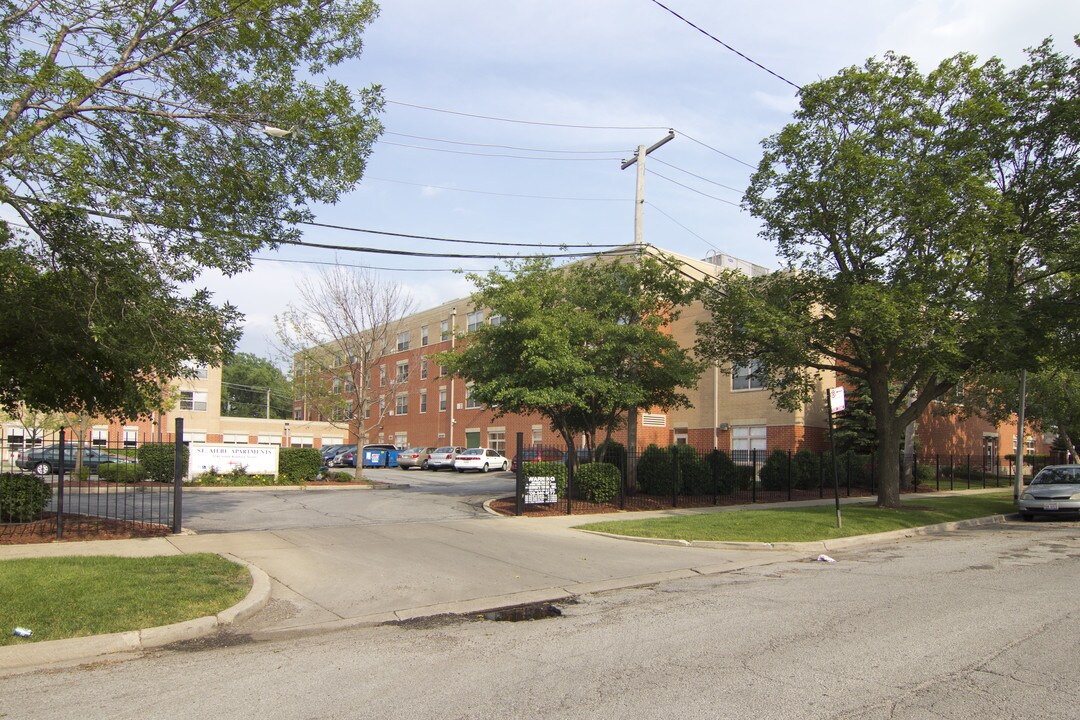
[434,447,454,454]
[1031,467,1080,485]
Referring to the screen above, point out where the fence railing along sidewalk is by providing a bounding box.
[1,422,186,541]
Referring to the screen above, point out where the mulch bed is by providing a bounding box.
[0,514,171,545]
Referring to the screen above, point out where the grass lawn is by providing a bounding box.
[0,554,250,646]
[575,492,1017,543]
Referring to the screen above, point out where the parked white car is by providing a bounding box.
[454,447,508,473]
[428,446,465,471]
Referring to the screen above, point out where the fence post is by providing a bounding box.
[56,429,65,540]
[172,418,184,534]
[912,452,918,494]
[670,446,679,508]
[711,449,720,505]
[786,450,792,501]
[966,454,972,490]
[751,449,757,504]
[619,446,627,510]
[566,457,574,516]
[819,451,825,499]
[515,432,524,517]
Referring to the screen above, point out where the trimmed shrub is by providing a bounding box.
[525,461,568,499]
[759,449,791,491]
[841,451,874,490]
[636,444,675,495]
[138,443,189,482]
[95,462,144,483]
[193,467,295,486]
[574,462,619,503]
[1,472,52,522]
[712,450,737,495]
[279,447,322,483]
[323,470,358,483]
[792,450,822,491]
[734,465,756,491]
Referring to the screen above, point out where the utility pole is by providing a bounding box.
[1014,369,1027,501]
[620,130,674,484]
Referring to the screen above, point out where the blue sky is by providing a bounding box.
[205,0,1080,362]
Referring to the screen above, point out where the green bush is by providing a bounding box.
[734,465,756,491]
[841,451,875,490]
[279,447,322,483]
[759,449,791,491]
[96,462,144,483]
[323,470,357,483]
[713,450,737,495]
[792,450,823,491]
[1,472,52,522]
[636,444,675,495]
[193,467,295,486]
[137,443,189,482]
[595,440,625,467]
[574,462,619,503]
[525,461,568,498]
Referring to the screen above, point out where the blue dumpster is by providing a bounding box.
[362,446,399,468]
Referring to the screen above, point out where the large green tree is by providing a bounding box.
[436,253,704,455]
[696,40,1080,508]
[221,352,293,419]
[0,0,383,418]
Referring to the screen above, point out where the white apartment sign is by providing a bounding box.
[188,444,279,476]
[524,476,559,504]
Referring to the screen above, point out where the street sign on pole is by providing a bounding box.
[829,386,846,414]
[828,387,844,529]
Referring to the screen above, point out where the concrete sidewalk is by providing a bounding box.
[0,490,1009,673]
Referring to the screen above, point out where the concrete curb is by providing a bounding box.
[183,483,408,492]
[0,554,271,675]
[577,514,1011,552]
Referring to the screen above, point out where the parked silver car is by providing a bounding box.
[428,446,465,471]
[1018,465,1080,520]
[397,446,436,470]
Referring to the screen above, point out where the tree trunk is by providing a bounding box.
[901,418,917,492]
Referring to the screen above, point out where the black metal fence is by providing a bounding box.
[0,424,183,541]
[512,438,1054,516]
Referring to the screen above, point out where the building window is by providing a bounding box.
[488,429,505,454]
[465,384,481,409]
[123,428,138,448]
[332,378,342,394]
[440,319,450,342]
[396,361,409,383]
[293,408,304,420]
[439,388,447,412]
[183,361,209,379]
[380,366,386,386]
[222,433,248,445]
[731,426,767,463]
[420,357,428,380]
[467,310,484,332]
[365,403,372,419]
[397,330,410,351]
[180,391,208,411]
[490,314,504,327]
[420,390,427,414]
[731,362,765,391]
[184,430,207,444]
[532,425,543,445]
[421,325,429,346]
[292,435,314,448]
[345,380,355,394]
[257,435,281,446]
[395,394,409,415]
[91,427,108,446]
[439,363,447,378]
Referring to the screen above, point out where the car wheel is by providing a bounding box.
[398,465,407,470]
[481,463,489,473]
[1020,512,1034,521]
[33,461,52,476]
[501,461,508,471]
[421,459,429,470]
[457,468,465,473]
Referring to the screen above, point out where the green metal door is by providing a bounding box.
[465,431,480,448]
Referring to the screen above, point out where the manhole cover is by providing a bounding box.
[480,602,565,622]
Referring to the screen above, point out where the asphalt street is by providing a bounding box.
[3,520,1077,719]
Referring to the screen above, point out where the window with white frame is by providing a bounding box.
[439,363,447,377]
[395,393,408,415]
[488,429,505,453]
[332,378,342,394]
[532,425,543,445]
[467,310,484,332]
[380,366,386,386]
[291,435,314,448]
[123,427,138,448]
[440,319,450,341]
[465,384,481,409]
[180,391,208,411]
[396,361,409,383]
[183,361,209,379]
[731,426,767,462]
[439,388,447,412]
[421,325,429,346]
[345,400,354,420]
[489,314,504,327]
[257,435,281,446]
[419,390,427,413]
[397,330,410,351]
[293,408,304,420]
[184,430,207,443]
[731,362,765,391]
[420,357,428,380]
[222,433,248,444]
[395,432,408,448]
[91,426,108,446]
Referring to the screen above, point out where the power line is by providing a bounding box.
[644,201,719,252]
[277,237,639,261]
[298,220,624,249]
[648,0,803,91]
[364,176,628,203]
[677,131,758,169]
[645,169,743,207]
[651,157,744,195]
[383,131,624,154]
[387,100,671,131]
[252,255,453,272]
[378,139,622,162]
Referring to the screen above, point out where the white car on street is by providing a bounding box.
[454,447,508,473]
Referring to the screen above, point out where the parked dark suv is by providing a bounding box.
[15,445,131,475]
